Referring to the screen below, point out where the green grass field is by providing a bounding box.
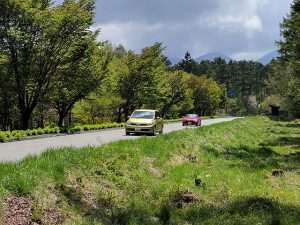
[0,117,299,225]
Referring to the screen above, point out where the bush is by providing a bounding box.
[0,132,7,143]
[52,127,60,134]
[69,126,83,134]
[1,122,125,142]
[5,131,13,141]
[37,128,44,135]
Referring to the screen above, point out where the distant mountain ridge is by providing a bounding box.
[257,50,279,65]
[168,50,279,65]
[195,52,232,63]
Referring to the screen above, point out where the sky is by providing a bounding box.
[91,0,293,61]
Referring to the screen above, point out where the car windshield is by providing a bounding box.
[185,114,198,118]
[131,111,154,119]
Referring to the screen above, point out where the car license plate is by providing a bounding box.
[135,128,141,131]
[188,122,192,125]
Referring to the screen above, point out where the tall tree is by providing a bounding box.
[189,75,222,116]
[117,43,165,119]
[176,52,198,74]
[0,0,97,129]
[278,0,300,117]
[50,37,111,127]
[159,71,189,118]
[0,54,18,130]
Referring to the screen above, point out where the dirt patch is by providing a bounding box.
[272,169,284,177]
[2,196,33,225]
[186,153,199,163]
[168,154,186,166]
[142,157,161,176]
[42,208,62,225]
[171,190,199,208]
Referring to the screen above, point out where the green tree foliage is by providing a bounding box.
[176,52,198,74]
[277,0,300,117]
[50,39,112,127]
[158,71,190,118]
[189,76,222,116]
[0,0,97,129]
[0,54,19,130]
[173,54,268,114]
[117,43,166,118]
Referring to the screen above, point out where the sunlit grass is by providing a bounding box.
[0,117,299,224]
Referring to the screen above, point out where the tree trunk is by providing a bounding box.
[57,113,65,127]
[20,110,31,130]
[117,107,123,123]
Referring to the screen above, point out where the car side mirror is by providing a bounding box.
[127,116,131,119]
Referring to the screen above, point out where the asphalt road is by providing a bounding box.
[0,117,238,162]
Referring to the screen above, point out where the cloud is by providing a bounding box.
[93,0,293,60]
[230,50,271,61]
[200,0,267,36]
[93,21,165,49]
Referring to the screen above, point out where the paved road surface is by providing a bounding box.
[0,117,239,162]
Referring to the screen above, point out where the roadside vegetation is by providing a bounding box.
[1,0,295,133]
[0,117,299,224]
[0,117,223,143]
[0,122,125,143]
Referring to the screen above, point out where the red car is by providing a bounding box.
[182,114,202,126]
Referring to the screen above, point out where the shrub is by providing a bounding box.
[31,129,38,136]
[0,132,7,143]
[25,129,33,136]
[83,125,90,131]
[37,128,44,135]
[52,127,60,134]
[69,126,83,134]
[5,131,13,141]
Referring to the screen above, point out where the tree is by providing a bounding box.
[0,0,97,129]
[117,43,165,119]
[213,57,228,85]
[175,52,198,74]
[277,0,300,117]
[188,75,222,116]
[158,71,189,118]
[0,54,18,130]
[49,37,111,127]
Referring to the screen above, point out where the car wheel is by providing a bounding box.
[182,122,185,126]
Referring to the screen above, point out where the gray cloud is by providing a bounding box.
[93,0,293,60]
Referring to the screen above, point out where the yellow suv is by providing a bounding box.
[125,109,163,136]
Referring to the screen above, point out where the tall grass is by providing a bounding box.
[0,117,299,224]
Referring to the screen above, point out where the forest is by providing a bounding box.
[0,0,299,131]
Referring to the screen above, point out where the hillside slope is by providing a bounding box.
[0,117,299,225]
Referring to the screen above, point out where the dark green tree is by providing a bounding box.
[0,0,97,129]
[49,37,111,127]
[117,43,166,119]
[278,0,300,117]
[159,71,189,118]
[189,75,222,116]
[176,52,198,74]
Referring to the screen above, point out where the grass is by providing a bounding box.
[0,116,299,224]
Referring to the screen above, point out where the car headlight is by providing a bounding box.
[146,123,153,126]
[126,121,131,125]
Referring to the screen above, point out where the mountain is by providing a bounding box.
[195,52,232,63]
[257,50,279,65]
[167,57,181,65]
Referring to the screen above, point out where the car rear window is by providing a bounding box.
[185,114,198,118]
